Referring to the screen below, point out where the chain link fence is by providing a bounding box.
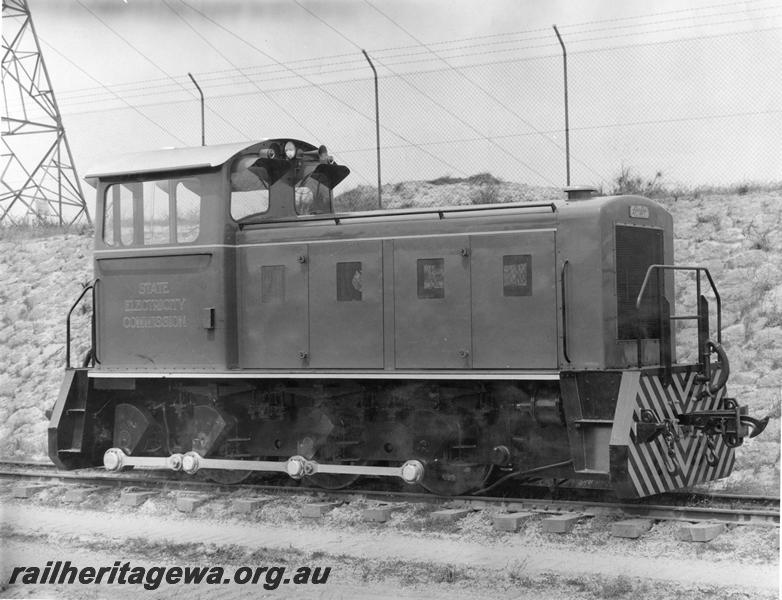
[49,12,782,210]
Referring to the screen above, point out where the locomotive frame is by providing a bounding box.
[48,139,767,497]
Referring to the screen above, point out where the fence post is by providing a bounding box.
[553,25,570,186]
[362,50,382,209]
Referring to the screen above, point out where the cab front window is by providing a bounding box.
[230,156,269,221]
[295,175,332,215]
[228,145,349,223]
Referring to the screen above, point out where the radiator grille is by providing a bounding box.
[616,225,663,340]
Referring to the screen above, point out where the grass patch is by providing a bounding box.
[668,180,782,198]
[695,211,722,230]
[505,557,531,584]
[609,165,666,198]
[743,220,774,251]
[470,182,500,205]
[427,175,463,186]
[428,173,502,187]
[606,167,781,202]
[598,574,635,598]
[0,222,92,240]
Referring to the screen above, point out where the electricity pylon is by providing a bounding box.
[1,0,91,226]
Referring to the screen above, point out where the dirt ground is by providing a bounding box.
[0,485,778,600]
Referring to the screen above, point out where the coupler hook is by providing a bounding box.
[705,436,719,467]
[662,426,679,475]
[678,398,769,448]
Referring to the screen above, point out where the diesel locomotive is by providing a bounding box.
[48,138,767,497]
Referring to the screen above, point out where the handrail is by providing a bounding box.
[92,279,100,365]
[240,201,558,228]
[635,264,721,344]
[561,260,571,363]
[635,265,724,389]
[66,282,95,370]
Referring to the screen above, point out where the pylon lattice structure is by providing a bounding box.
[1,0,91,226]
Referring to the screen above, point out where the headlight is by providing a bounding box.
[284,141,297,159]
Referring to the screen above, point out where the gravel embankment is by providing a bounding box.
[0,187,779,492]
[0,233,93,460]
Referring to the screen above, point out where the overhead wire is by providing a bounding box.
[174,0,471,178]
[74,0,247,142]
[291,0,557,185]
[334,108,782,155]
[25,1,779,186]
[54,0,757,92]
[368,0,778,57]
[51,0,779,104]
[159,2,365,185]
[162,0,322,145]
[371,0,769,47]
[31,22,782,121]
[48,21,781,120]
[363,0,608,182]
[49,17,782,114]
[39,39,188,145]
[53,92,782,138]
[166,1,376,186]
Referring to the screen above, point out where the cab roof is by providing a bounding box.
[84,139,317,181]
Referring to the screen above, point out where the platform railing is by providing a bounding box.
[635,265,722,386]
[65,281,97,369]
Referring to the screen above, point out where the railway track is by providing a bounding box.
[0,460,777,527]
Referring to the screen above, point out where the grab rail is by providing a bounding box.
[66,282,96,369]
[561,260,571,363]
[635,265,721,344]
[240,202,558,228]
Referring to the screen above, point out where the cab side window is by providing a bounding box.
[104,177,202,246]
[143,181,170,245]
[103,190,116,246]
[175,179,201,243]
[103,184,135,247]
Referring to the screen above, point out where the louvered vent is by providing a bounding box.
[615,225,663,340]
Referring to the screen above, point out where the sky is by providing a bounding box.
[3,0,781,209]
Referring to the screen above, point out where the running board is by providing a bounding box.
[88,370,560,381]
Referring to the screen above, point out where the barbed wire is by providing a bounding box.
[9,2,778,190]
[49,0,779,102]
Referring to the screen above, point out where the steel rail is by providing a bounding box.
[0,462,776,526]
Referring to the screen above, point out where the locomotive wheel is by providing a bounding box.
[297,405,364,490]
[201,468,252,485]
[419,459,493,496]
[304,443,363,490]
[297,434,363,490]
[306,470,361,490]
[408,409,492,496]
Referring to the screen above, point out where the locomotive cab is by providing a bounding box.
[85,139,349,370]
